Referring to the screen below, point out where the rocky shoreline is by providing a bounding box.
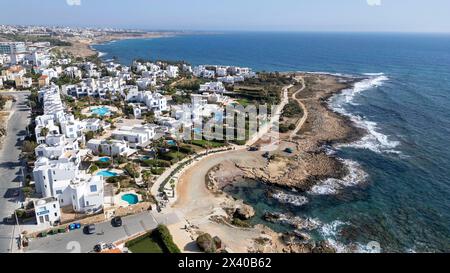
[209,73,366,193]
[204,73,369,252]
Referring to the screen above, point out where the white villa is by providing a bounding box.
[111,124,157,148]
[87,139,135,157]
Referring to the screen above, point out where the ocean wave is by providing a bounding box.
[98,51,107,57]
[329,73,401,154]
[309,159,368,195]
[319,220,381,253]
[263,212,321,230]
[271,191,309,207]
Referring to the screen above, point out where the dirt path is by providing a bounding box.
[289,76,308,140]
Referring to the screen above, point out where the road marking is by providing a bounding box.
[123,224,131,236]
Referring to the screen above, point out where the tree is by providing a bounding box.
[40,127,49,138]
[22,141,37,154]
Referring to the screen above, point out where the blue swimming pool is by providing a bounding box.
[167,140,176,146]
[121,194,139,205]
[98,157,110,163]
[91,107,111,116]
[97,170,118,177]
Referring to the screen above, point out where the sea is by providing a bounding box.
[94,32,450,253]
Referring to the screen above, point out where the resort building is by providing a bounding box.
[199,81,226,93]
[34,197,61,226]
[111,124,157,148]
[126,90,168,114]
[85,118,110,132]
[166,65,179,78]
[87,139,135,157]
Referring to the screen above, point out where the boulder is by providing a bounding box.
[213,236,222,250]
[196,233,216,253]
[234,204,255,220]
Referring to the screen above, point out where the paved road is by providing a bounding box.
[0,91,31,253]
[25,211,181,253]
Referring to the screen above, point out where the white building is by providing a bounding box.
[111,124,157,148]
[87,139,135,157]
[126,90,168,114]
[199,82,225,93]
[166,65,179,78]
[85,118,109,132]
[34,197,61,226]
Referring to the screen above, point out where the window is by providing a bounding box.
[90,185,97,192]
[54,213,58,217]
[53,204,56,208]
[56,190,62,195]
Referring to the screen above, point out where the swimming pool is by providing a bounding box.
[98,157,110,163]
[167,140,176,146]
[121,194,139,205]
[91,107,111,116]
[97,170,118,177]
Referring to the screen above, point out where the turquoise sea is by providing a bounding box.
[94,32,450,252]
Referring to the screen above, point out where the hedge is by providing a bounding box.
[141,159,171,168]
[154,225,181,253]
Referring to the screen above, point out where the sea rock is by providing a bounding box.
[213,236,223,249]
[234,204,255,220]
[196,233,216,253]
[263,212,321,230]
[311,241,336,253]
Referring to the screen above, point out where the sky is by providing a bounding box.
[1,0,450,33]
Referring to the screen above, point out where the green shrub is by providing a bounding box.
[154,225,181,253]
[141,159,171,168]
[88,164,99,174]
[124,163,141,178]
[151,168,165,175]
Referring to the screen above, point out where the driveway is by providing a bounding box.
[25,211,180,253]
[0,91,31,253]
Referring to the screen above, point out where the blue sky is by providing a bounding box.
[1,0,450,33]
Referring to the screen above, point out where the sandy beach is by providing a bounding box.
[56,32,179,58]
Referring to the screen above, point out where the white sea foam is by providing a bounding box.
[271,191,309,207]
[329,74,401,154]
[319,220,381,253]
[98,51,107,57]
[309,159,368,195]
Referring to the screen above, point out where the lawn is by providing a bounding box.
[126,234,164,253]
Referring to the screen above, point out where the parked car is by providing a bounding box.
[248,146,260,151]
[3,216,16,225]
[84,224,96,235]
[111,216,122,227]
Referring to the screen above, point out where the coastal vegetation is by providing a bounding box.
[124,225,182,253]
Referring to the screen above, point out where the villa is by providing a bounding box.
[199,81,226,93]
[111,124,157,148]
[34,197,61,226]
[87,139,135,157]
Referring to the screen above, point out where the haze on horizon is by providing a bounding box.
[1,0,450,33]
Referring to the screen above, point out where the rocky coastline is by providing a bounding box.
[204,73,369,252]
